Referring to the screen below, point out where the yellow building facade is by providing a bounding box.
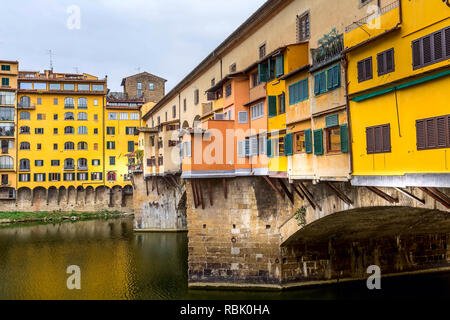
[345,0,450,187]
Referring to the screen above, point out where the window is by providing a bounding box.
[119,112,128,120]
[211,78,215,87]
[1,65,11,71]
[229,63,237,73]
[172,105,176,118]
[289,78,309,104]
[77,97,88,109]
[137,82,142,97]
[64,126,75,134]
[258,135,267,155]
[53,144,58,150]
[251,102,264,120]
[194,89,199,105]
[268,96,277,118]
[35,128,44,134]
[49,173,61,182]
[94,128,98,134]
[259,43,266,59]
[1,174,8,185]
[94,143,98,150]
[238,111,248,124]
[297,12,310,41]
[0,156,13,169]
[37,113,46,120]
[78,158,88,169]
[77,112,88,120]
[92,159,100,166]
[64,158,75,170]
[64,112,74,120]
[19,96,31,108]
[34,173,45,182]
[366,124,391,154]
[94,99,98,106]
[416,114,450,150]
[20,142,30,150]
[128,141,135,152]
[108,112,118,120]
[130,112,139,120]
[149,82,154,90]
[53,128,58,134]
[92,172,102,181]
[357,57,373,82]
[34,83,46,90]
[225,83,232,97]
[53,98,58,105]
[37,98,42,105]
[314,64,340,95]
[37,143,41,150]
[251,72,260,88]
[77,126,87,135]
[63,173,75,181]
[77,142,88,150]
[64,97,75,108]
[19,159,30,170]
[294,131,306,153]
[94,114,98,121]
[19,174,31,182]
[2,78,10,86]
[78,84,90,91]
[109,156,116,165]
[50,84,61,91]
[63,83,75,91]
[0,92,15,105]
[126,127,136,135]
[106,141,115,150]
[412,26,450,69]
[53,114,58,120]
[92,85,104,91]
[0,107,14,121]
[64,142,75,150]
[278,93,285,114]
[20,111,30,120]
[326,126,341,153]
[77,173,88,181]
[377,48,395,76]
[107,127,116,135]
[183,99,187,112]
[107,171,116,182]
[51,160,60,166]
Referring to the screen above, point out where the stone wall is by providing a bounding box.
[132,173,187,231]
[0,186,133,213]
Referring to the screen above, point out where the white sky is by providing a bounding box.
[0,0,266,91]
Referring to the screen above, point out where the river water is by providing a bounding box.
[0,217,449,300]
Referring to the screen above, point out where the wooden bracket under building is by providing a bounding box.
[325,181,353,205]
[191,179,199,208]
[419,187,450,209]
[152,176,155,192]
[279,179,294,205]
[207,180,213,206]
[222,178,227,199]
[292,184,304,200]
[366,186,398,203]
[263,176,285,199]
[145,178,149,196]
[197,179,205,209]
[394,187,425,205]
[298,182,322,211]
[155,177,159,195]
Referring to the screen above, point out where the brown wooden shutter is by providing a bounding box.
[377,53,384,75]
[416,119,426,150]
[426,118,436,148]
[423,35,432,64]
[412,40,421,68]
[382,124,391,152]
[357,61,364,82]
[448,115,450,147]
[365,58,372,80]
[374,126,382,153]
[434,30,443,60]
[386,49,394,72]
[445,27,450,58]
[437,116,446,148]
[366,127,374,153]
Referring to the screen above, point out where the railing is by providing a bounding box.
[202,102,213,116]
[0,128,14,137]
[345,0,400,33]
[64,103,75,109]
[128,164,143,172]
[311,34,344,69]
[17,103,36,110]
[19,167,30,172]
[0,164,13,169]
[77,165,88,171]
[64,166,75,171]
[0,116,14,122]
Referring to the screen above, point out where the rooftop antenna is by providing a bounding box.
[47,49,54,71]
[136,67,141,73]
[74,66,79,74]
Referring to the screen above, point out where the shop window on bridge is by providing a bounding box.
[294,130,312,154]
[0,156,13,170]
[366,124,391,154]
[107,171,116,182]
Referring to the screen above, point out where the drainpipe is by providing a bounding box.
[342,55,354,176]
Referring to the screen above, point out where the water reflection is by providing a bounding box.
[0,218,450,300]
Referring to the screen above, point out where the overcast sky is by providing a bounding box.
[0,0,266,91]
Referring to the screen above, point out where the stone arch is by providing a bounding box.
[17,187,32,208]
[48,187,58,206]
[122,185,133,207]
[95,185,109,206]
[67,186,77,206]
[182,120,189,128]
[58,186,67,205]
[111,185,123,207]
[193,115,201,128]
[76,186,85,205]
[32,187,47,210]
[85,186,95,205]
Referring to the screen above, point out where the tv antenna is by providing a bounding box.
[136,67,141,73]
[47,50,54,71]
[74,66,79,74]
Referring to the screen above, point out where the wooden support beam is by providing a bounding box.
[145,178,149,196]
[419,187,450,209]
[292,185,304,200]
[263,176,284,199]
[325,182,353,205]
[394,187,425,205]
[169,175,180,188]
[429,187,450,205]
[279,179,294,205]
[191,179,198,208]
[197,179,205,210]
[155,177,159,195]
[207,180,213,206]
[152,176,155,191]
[222,178,227,199]
[298,182,321,211]
[366,186,399,203]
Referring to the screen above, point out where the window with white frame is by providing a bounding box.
[130,113,139,120]
[259,135,267,155]
[119,112,129,120]
[251,102,264,120]
[238,111,248,124]
[108,112,117,120]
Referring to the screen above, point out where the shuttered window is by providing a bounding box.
[259,135,267,155]
[283,133,293,156]
[297,12,310,42]
[377,48,395,76]
[268,96,277,118]
[366,124,391,154]
[249,136,258,156]
[305,129,312,154]
[412,26,450,70]
[278,93,285,114]
[314,64,340,96]
[267,138,273,157]
[275,54,284,77]
[340,124,349,153]
[238,111,248,123]
[357,57,373,82]
[313,129,323,155]
[258,63,268,83]
[288,78,308,105]
[416,114,450,150]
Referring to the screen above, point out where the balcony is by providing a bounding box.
[17,103,36,110]
[64,103,75,109]
[77,165,88,171]
[345,0,400,33]
[311,32,344,71]
[128,163,143,173]
[19,167,30,172]
[0,128,14,137]
[64,166,75,171]
[0,164,13,170]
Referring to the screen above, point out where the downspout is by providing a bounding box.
[178,92,182,172]
[102,93,106,186]
[342,55,354,176]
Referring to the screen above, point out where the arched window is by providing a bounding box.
[19,158,30,170]
[64,97,75,109]
[64,142,75,150]
[19,142,30,150]
[64,126,75,134]
[64,112,74,120]
[77,126,87,135]
[20,111,30,120]
[77,112,88,121]
[64,158,75,170]
[78,98,87,109]
[0,156,13,169]
[77,141,88,150]
[19,96,30,108]
[77,158,88,169]
[20,126,30,134]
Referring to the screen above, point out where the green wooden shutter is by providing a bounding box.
[284,133,293,156]
[327,68,334,90]
[325,114,339,128]
[313,129,324,155]
[305,129,312,154]
[320,72,327,94]
[340,123,349,153]
[258,63,267,82]
[288,84,294,105]
[302,79,309,100]
[314,74,320,95]
[267,139,273,157]
[280,92,285,113]
[275,54,284,77]
[334,65,341,89]
[33,174,37,182]
[268,96,277,117]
